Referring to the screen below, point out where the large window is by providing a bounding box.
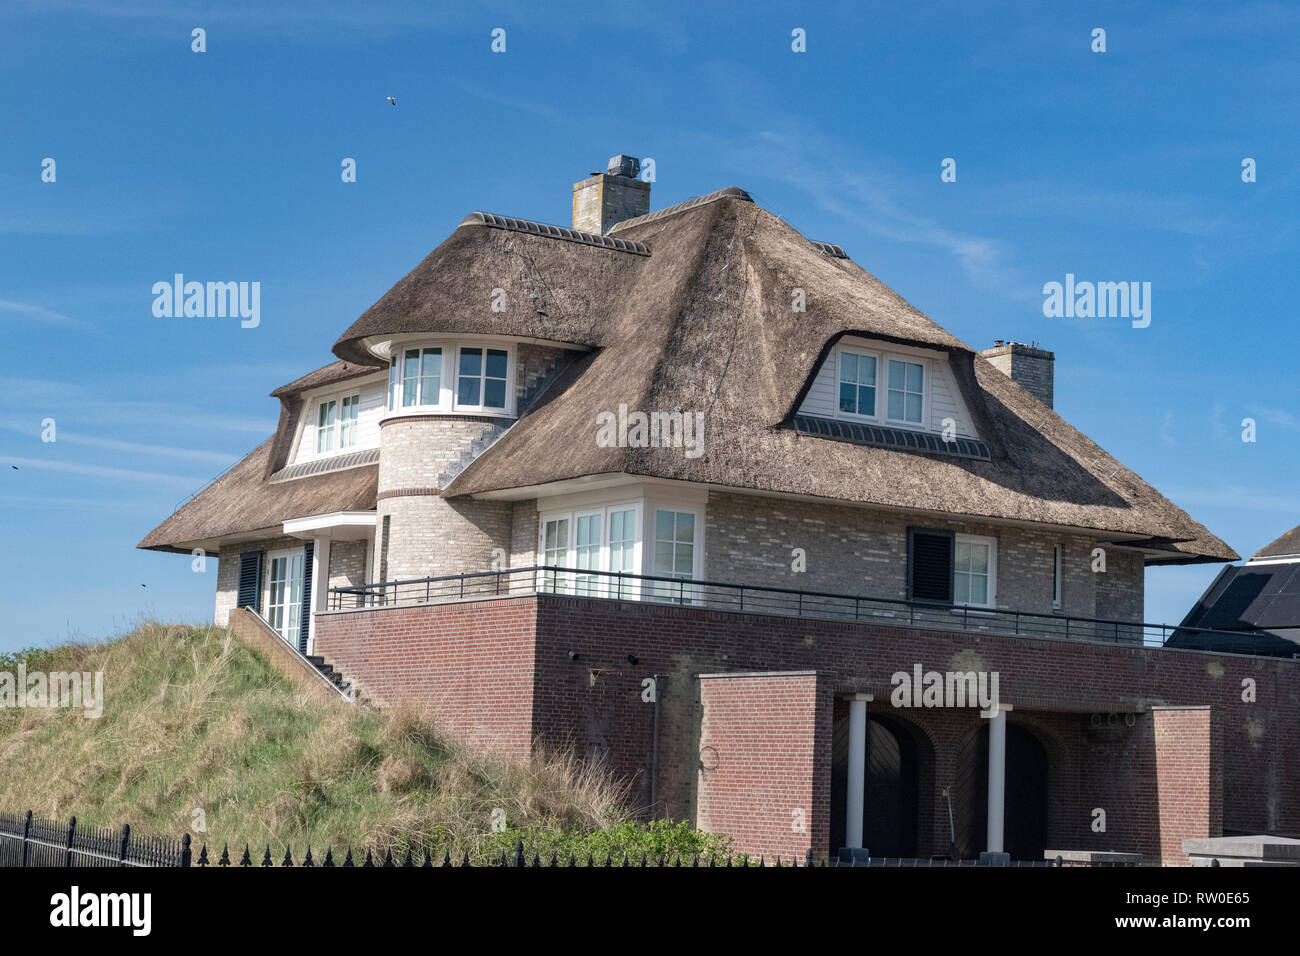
[653,509,697,603]
[266,549,305,646]
[539,504,643,597]
[398,347,442,408]
[887,359,924,424]
[954,535,995,607]
[316,393,360,454]
[457,347,509,410]
[839,351,877,416]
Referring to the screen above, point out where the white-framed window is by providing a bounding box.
[390,346,444,410]
[316,393,360,454]
[838,350,878,417]
[538,503,643,597]
[954,534,996,608]
[886,359,925,424]
[266,548,305,646]
[1052,544,1063,610]
[456,347,510,411]
[652,508,699,604]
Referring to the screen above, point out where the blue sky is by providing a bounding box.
[1,0,1297,651]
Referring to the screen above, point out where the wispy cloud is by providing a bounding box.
[0,422,241,466]
[0,300,97,332]
[4,455,206,488]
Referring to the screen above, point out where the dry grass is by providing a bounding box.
[0,623,643,860]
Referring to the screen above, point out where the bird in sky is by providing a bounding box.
[386,96,396,107]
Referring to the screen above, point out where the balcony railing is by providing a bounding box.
[325,565,1284,654]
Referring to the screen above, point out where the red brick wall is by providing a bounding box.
[696,673,829,861]
[1151,707,1220,865]
[314,598,537,761]
[314,594,1300,862]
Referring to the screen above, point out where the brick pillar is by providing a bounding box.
[1152,705,1222,865]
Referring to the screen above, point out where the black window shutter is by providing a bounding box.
[908,528,954,603]
[299,542,314,654]
[237,551,263,609]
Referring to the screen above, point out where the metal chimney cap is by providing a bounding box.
[606,154,640,178]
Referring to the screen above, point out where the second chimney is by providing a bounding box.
[572,154,651,235]
[979,341,1055,408]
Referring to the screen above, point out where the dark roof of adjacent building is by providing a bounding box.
[1167,562,1300,655]
[141,186,1238,564]
[1254,523,1300,559]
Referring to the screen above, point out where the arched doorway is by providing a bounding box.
[830,712,920,857]
[959,722,1049,860]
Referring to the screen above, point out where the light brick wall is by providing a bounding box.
[327,539,368,590]
[213,534,305,625]
[704,491,1139,627]
[979,343,1054,408]
[510,499,539,567]
[515,345,568,408]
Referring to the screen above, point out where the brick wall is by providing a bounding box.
[213,534,305,625]
[696,672,830,861]
[327,539,368,590]
[313,593,1300,861]
[705,491,1128,626]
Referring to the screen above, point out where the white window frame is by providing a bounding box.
[953,533,997,609]
[453,344,513,415]
[390,346,449,411]
[835,345,883,422]
[1052,544,1063,610]
[649,506,703,605]
[884,356,928,427]
[537,501,644,598]
[315,391,362,456]
[265,547,306,645]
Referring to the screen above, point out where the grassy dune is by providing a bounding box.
[0,623,728,862]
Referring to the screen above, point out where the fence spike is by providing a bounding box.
[569,852,576,868]
[422,849,432,868]
[344,848,355,867]
[759,855,765,867]
[463,851,472,868]
[513,841,525,868]
[692,855,699,867]
[323,847,335,867]
[443,850,452,867]
[219,844,231,867]
[303,846,314,867]
[282,846,294,867]
[197,844,210,867]
[805,848,814,868]
[261,846,272,867]
[402,848,413,867]
[240,844,252,867]
[775,856,782,868]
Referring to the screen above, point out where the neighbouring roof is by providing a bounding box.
[142,185,1237,563]
[1167,563,1300,655]
[1254,523,1300,560]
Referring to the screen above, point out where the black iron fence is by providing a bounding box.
[327,565,1269,653]
[0,812,1140,868]
[0,811,188,868]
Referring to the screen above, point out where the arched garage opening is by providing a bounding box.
[958,721,1050,860]
[830,712,922,857]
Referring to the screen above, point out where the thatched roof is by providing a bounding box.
[142,186,1236,564]
[420,190,1232,563]
[1255,523,1300,560]
[139,363,379,554]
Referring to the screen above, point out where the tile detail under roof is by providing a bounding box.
[793,415,991,461]
[812,241,849,259]
[270,447,380,482]
[609,186,753,232]
[459,212,650,255]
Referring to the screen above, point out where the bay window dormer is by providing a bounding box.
[383,339,516,418]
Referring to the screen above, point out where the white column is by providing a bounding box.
[309,535,331,656]
[845,694,871,849]
[986,707,1006,854]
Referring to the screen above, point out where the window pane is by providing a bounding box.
[839,382,857,414]
[456,377,478,405]
[889,360,905,389]
[485,349,508,378]
[840,352,858,381]
[403,350,420,380]
[388,359,397,409]
[674,543,693,575]
[969,576,987,605]
[954,573,970,605]
[483,378,506,408]
[655,510,675,540]
[420,349,441,406]
[676,512,694,540]
[459,348,482,376]
[969,543,988,574]
[905,393,922,422]
[906,362,923,392]
[653,540,674,573]
[861,356,876,385]
[888,391,904,419]
[858,385,874,414]
[955,541,970,571]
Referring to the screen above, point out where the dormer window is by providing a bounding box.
[384,341,515,415]
[887,360,924,424]
[457,347,509,410]
[838,352,877,416]
[316,393,360,453]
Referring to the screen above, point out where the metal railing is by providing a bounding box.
[326,566,1279,653]
[0,811,189,868]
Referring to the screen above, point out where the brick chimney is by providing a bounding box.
[572,155,650,235]
[979,341,1054,408]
